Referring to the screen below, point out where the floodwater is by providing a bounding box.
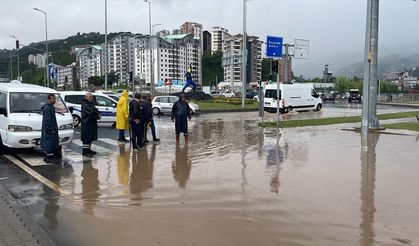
[2,110,419,246]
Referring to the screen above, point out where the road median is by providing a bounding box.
[260,111,419,128]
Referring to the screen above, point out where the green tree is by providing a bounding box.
[261,58,277,81]
[202,51,223,86]
[88,76,104,86]
[380,81,400,93]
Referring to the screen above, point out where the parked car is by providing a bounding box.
[348,89,362,103]
[0,80,74,149]
[246,90,258,99]
[61,91,118,127]
[151,95,199,115]
[223,90,235,98]
[322,92,336,102]
[210,91,224,98]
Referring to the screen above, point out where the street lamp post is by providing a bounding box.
[9,35,19,80]
[104,0,108,90]
[144,0,154,95]
[242,0,248,109]
[33,7,49,87]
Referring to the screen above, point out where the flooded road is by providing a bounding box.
[1,108,419,246]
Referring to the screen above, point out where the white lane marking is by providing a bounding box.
[3,155,70,195]
[98,138,128,146]
[71,139,111,153]
[16,153,52,167]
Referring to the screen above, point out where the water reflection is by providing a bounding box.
[265,130,286,194]
[172,143,191,189]
[81,161,100,215]
[42,166,73,230]
[117,145,130,185]
[129,145,155,201]
[359,133,379,246]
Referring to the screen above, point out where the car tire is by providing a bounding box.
[152,107,160,115]
[315,104,322,111]
[73,115,81,127]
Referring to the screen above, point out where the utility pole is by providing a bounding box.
[362,0,380,133]
[104,0,108,90]
[284,44,290,83]
[242,0,247,109]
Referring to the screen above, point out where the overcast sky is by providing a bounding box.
[1,0,419,60]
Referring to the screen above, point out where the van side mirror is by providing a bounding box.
[112,103,116,108]
[68,106,74,114]
[0,107,7,117]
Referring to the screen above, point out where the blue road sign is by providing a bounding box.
[266,36,283,58]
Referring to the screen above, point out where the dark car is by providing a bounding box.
[322,92,335,102]
[348,89,362,103]
[246,90,258,99]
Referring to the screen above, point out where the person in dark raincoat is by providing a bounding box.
[171,93,191,142]
[41,94,60,163]
[81,93,100,157]
[129,93,145,150]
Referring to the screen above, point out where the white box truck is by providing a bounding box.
[263,83,322,113]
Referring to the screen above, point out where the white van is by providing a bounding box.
[60,91,118,127]
[263,83,322,113]
[0,81,74,149]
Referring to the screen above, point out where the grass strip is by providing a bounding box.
[382,122,419,132]
[260,111,419,128]
[194,99,259,111]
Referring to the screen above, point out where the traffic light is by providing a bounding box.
[15,40,19,49]
[271,59,279,73]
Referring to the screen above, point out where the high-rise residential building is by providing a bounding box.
[134,33,201,87]
[203,31,211,53]
[211,26,230,53]
[75,45,102,87]
[223,34,262,85]
[57,63,76,88]
[180,22,203,84]
[28,54,47,68]
[279,55,292,83]
[105,33,137,82]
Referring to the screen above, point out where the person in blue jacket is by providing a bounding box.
[41,94,60,163]
[181,67,197,93]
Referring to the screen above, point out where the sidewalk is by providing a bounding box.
[0,182,56,246]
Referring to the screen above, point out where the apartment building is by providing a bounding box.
[57,63,76,88]
[134,33,201,87]
[203,31,211,53]
[105,33,138,82]
[211,27,230,53]
[180,22,203,85]
[223,34,262,85]
[279,55,292,83]
[28,54,47,68]
[75,45,102,86]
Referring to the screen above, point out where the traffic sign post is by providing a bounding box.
[266,36,283,127]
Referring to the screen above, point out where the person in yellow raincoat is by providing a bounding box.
[116,90,129,142]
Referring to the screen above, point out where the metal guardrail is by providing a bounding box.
[378,93,419,104]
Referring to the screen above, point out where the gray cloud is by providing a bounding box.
[1,0,418,76]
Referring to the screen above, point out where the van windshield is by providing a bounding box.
[265,89,281,100]
[10,93,69,114]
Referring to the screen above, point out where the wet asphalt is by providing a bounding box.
[0,102,418,246]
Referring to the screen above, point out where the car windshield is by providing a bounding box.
[10,92,69,114]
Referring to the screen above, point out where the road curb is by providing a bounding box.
[0,182,56,246]
[200,108,258,113]
[377,102,419,108]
